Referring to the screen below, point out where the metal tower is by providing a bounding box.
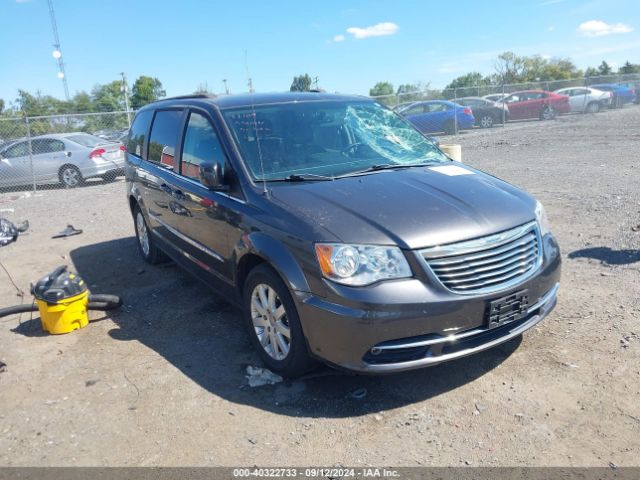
[48,0,70,101]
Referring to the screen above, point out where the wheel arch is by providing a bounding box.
[235,232,311,298]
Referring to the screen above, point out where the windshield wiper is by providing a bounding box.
[336,161,439,178]
[282,173,334,182]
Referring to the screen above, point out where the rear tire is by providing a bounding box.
[585,102,600,114]
[443,119,458,135]
[540,106,556,121]
[133,204,167,264]
[243,264,316,377]
[479,114,494,128]
[58,165,83,188]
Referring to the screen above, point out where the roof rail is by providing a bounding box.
[160,93,217,101]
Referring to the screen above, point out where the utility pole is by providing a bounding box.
[47,0,70,101]
[120,72,131,127]
[313,76,319,90]
[222,79,230,95]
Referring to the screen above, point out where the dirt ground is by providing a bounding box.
[0,106,639,467]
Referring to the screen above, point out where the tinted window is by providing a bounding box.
[181,112,226,181]
[32,139,65,154]
[427,103,448,112]
[400,104,424,116]
[148,110,183,168]
[126,110,153,158]
[3,142,29,158]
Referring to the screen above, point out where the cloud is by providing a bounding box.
[333,34,345,42]
[547,25,556,31]
[346,22,399,39]
[578,20,633,37]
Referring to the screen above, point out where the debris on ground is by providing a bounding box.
[0,361,6,373]
[349,387,367,399]
[52,224,83,239]
[0,218,28,247]
[245,366,283,387]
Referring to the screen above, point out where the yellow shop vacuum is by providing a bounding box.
[32,266,91,334]
[0,265,121,334]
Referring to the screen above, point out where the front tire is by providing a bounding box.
[133,205,166,264]
[59,165,83,188]
[243,264,316,377]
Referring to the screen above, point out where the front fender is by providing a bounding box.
[236,232,311,293]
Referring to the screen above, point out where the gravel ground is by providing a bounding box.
[0,106,638,467]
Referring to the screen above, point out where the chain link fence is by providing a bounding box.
[0,111,131,194]
[371,73,640,136]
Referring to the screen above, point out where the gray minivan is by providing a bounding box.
[125,92,561,377]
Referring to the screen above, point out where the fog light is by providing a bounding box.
[370,347,382,356]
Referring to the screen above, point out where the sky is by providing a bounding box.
[1,0,639,105]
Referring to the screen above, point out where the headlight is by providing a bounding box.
[314,243,412,286]
[535,200,551,236]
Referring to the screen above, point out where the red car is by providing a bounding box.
[500,90,570,120]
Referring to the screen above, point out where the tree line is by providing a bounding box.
[0,75,165,118]
[368,52,640,104]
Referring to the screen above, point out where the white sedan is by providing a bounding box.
[554,87,612,113]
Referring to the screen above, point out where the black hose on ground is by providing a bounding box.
[0,304,37,317]
[0,294,122,319]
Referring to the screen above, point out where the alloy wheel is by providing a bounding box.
[480,115,494,128]
[136,212,150,257]
[61,167,80,187]
[250,283,291,360]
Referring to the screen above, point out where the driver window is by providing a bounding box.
[181,112,227,182]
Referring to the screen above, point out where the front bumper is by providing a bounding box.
[295,234,561,373]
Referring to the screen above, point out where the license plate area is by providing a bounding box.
[486,290,529,329]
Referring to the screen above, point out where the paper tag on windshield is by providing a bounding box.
[429,165,474,176]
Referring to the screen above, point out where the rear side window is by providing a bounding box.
[180,112,226,181]
[126,110,153,158]
[147,110,183,168]
[32,139,65,154]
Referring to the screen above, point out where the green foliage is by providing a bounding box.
[492,52,582,84]
[619,61,640,74]
[92,81,125,112]
[369,81,394,97]
[131,76,166,109]
[584,66,599,77]
[0,99,4,114]
[598,61,612,75]
[290,74,313,92]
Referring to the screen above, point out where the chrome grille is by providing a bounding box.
[420,222,542,294]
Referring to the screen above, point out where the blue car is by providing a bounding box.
[397,100,475,135]
[590,83,636,108]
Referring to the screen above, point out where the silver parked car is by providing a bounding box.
[0,132,125,188]
[553,87,612,113]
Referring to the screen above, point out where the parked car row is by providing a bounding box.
[0,132,125,189]
[393,83,636,135]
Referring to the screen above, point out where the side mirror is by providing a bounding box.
[199,161,228,190]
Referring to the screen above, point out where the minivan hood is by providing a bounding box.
[269,164,536,249]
